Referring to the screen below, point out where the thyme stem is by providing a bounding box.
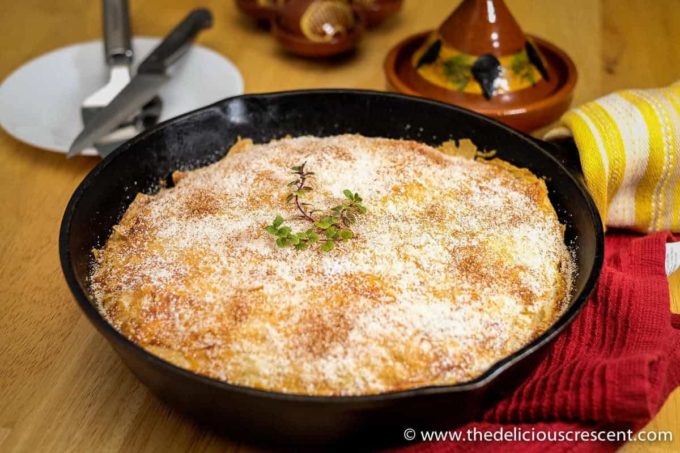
[293,162,315,222]
[266,162,367,252]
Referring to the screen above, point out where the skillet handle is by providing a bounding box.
[531,135,584,182]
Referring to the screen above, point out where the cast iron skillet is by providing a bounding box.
[59,90,604,447]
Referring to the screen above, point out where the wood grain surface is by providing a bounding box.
[0,1,678,451]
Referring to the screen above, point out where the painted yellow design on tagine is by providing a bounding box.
[411,33,545,95]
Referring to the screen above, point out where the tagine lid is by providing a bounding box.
[438,0,525,55]
[384,0,577,131]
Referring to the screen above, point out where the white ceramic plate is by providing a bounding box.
[0,37,244,156]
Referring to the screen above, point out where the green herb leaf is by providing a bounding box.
[339,229,353,240]
[267,163,365,251]
[325,226,338,239]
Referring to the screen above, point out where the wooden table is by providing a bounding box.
[1,1,678,451]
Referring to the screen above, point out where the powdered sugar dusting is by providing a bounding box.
[90,135,573,395]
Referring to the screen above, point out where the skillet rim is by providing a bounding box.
[59,88,605,403]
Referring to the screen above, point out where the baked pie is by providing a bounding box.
[91,134,573,396]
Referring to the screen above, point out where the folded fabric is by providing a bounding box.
[397,232,680,452]
[554,82,680,233]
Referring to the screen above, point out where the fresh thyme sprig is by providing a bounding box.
[286,162,317,222]
[265,163,367,252]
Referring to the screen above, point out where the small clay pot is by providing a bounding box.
[351,0,402,27]
[385,32,577,132]
[383,0,577,131]
[272,0,364,57]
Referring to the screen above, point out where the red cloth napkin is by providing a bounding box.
[398,232,680,452]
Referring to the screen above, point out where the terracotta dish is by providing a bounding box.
[384,0,577,131]
[272,0,364,57]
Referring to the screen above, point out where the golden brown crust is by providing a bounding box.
[91,134,573,396]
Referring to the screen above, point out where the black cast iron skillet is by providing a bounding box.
[59,90,604,447]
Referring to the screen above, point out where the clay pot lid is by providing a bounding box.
[438,0,525,55]
[272,0,364,57]
[383,0,577,131]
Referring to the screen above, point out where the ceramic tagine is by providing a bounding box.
[236,0,402,57]
[384,0,577,131]
[271,0,364,57]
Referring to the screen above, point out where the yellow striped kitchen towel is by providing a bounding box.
[557,81,680,233]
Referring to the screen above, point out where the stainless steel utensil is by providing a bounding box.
[79,0,162,156]
[69,8,212,157]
